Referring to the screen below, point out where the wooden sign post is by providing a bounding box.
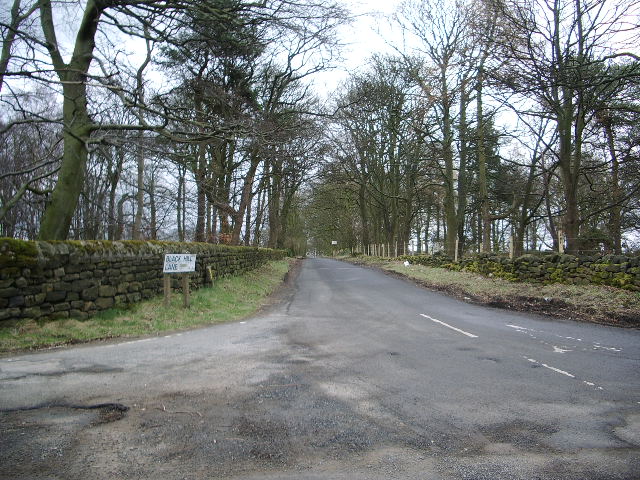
[163,274,171,307]
[163,254,197,308]
[182,273,190,308]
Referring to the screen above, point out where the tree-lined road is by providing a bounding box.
[2,257,639,479]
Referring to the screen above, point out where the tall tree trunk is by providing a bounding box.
[38,84,91,239]
[443,116,457,257]
[477,68,491,253]
[244,196,252,246]
[231,149,260,244]
[513,154,538,257]
[0,0,28,92]
[602,114,622,253]
[456,86,469,257]
[267,161,282,248]
[37,0,104,240]
[358,180,370,250]
[177,165,184,242]
[132,132,145,239]
[115,194,129,241]
[107,149,124,241]
[253,173,268,246]
[148,173,157,240]
[194,145,207,242]
[558,110,580,254]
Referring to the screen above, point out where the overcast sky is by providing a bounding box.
[313,0,402,93]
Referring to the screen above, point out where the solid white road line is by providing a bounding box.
[420,314,478,338]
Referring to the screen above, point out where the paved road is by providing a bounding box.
[1,257,639,479]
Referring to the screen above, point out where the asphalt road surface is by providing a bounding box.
[1,257,639,479]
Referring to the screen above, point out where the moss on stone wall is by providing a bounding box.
[400,252,640,291]
[0,238,39,268]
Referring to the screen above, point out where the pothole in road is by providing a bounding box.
[0,402,129,478]
[480,420,560,452]
[478,356,502,363]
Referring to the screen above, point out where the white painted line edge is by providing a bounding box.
[420,314,478,338]
[541,362,575,378]
[525,356,575,378]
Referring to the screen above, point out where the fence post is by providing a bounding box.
[558,228,565,254]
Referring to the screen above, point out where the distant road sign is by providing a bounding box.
[163,254,196,273]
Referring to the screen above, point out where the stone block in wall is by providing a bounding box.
[39,304,53,314]
[25,293,46,306]
[72,279,95,292]
[0,286,21,298]
[22,307,42,319]
[69,310,88,320]
[82,286,100,301]
[99,285,117,297]
[0,308,17,320]
[24,285,43,296]
[45,290,67,303]
[53,281,72,292]
[127,292,141,303]
[53,302,70,312]
[8,295,25,307]
[51,310,69,319]
[95,297,114,309]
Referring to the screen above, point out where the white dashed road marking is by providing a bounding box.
[524,356,604,390]
[420,314,478,338]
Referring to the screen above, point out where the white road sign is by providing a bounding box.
[163,254,197,273]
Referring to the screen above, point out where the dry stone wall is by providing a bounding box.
[0,239,286,323]
[401,252,640,291]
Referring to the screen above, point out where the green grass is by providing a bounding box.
[345,256,640,326]
[0,259,293,354]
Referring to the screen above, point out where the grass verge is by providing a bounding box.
[0,259,293,354]
[344,256,640,327]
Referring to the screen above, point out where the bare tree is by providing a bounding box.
[491,0,640,253]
